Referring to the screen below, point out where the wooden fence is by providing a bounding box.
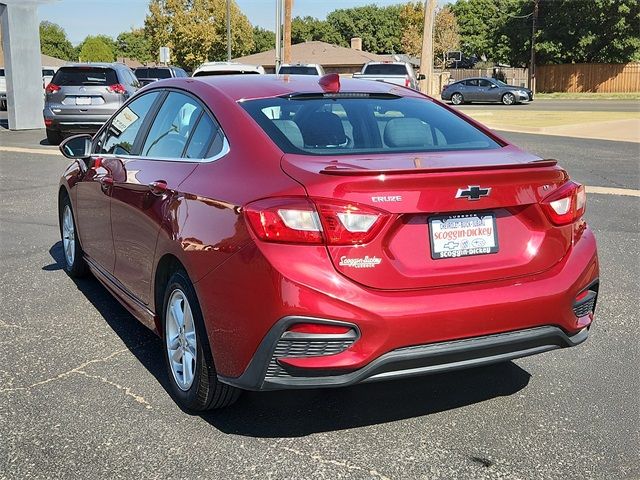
[536,63,640,93]
[445,68,529,87]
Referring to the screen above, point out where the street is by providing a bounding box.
[1,128,639,480]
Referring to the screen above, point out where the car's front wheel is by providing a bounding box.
[59,195,88,277]
[502,92,516,105]
[162,270,240,411]
[450,93,464,105]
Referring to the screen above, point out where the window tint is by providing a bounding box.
[141,92,203,158]
[242,95,501,156]
[147,68,172,79]
[278,66,319,75]
[134,68,148,78]
[184,114,225,159]
[175,69,188,77]
[464,79,479,87]
[52,67,118,86]
[98,91,160,155]
[478,79,493,87]
[42,69,55,77]
[0,69,5,76]
[363,64,409,75]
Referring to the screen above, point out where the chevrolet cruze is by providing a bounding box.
[57,74,599,410]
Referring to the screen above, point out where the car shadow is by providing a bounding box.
[48,241,532,438]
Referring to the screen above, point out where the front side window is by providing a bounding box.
[464,79,479,87]
[478,79,493,87]
[141,92,203,158]
[98,91,160,155]
[241,94,502,156]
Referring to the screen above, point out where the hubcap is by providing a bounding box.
[504,94,514,105]
[62,205,75,267]
[165,289,197,391]
[452,94,462,105]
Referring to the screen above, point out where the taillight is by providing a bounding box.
[45,83,60,94]
[107,83,127,94]
[540,181,586,226]
[405,77,410,87]
[244,197,388,245]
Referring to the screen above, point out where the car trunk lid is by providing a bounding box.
[281,147,572,290]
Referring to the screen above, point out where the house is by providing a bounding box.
[233,40,391,75]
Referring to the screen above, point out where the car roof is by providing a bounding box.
[175,74,425,102]
[61,62,128,69]
[195,62,263,71]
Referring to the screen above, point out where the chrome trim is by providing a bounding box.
[92,136,230,164]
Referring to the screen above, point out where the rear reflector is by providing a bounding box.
[540,181,586,225]
[287,323,353,335]
[44,118,53,127]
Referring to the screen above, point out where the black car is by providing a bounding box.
[442,77,533,105]
[134,66,189,86]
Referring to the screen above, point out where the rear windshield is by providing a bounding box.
[136,68,172,79]
[278,66,319,75]
[0,69,4,76]
[52,67,118,86]
[363,64,409,76]
[241,95,501,156]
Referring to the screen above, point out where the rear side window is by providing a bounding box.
[242,95,501,156]
[184,114,224,159]
[363,64,408,75]
[141,92,203,158]
[42,69,55,77]
[464,79,479,87]
[134,68,147,78]
[97,91,160,155]
[52,67,118,86]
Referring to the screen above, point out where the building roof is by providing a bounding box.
[0,45,67,68]
[233,41,390,68]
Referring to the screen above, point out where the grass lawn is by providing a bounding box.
[535,92,640,100]
[462,110,640,128]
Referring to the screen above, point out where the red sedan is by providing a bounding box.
[57,74,599,410]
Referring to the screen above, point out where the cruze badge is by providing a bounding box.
[455,186,491,201]
[371,195,402,203]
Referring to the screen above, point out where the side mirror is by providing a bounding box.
[417,74,426,81]
[490,84,498,88]
[59,134,92,160]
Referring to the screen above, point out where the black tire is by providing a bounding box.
[502,92,516,105]
[46,128,63,145]
[162,270,240,411]
[450,92,464,105]
[59,194,89,277]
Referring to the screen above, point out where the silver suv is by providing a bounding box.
[44,63,140,144]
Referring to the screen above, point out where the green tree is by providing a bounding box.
[326,5,404,53]
[291,16,344,46]
[39,21,75,60]
[116,28,153,62]
[145,0,254,70]
[251,26,275,54]
[400,3,461,66]
[450,0,503,61]
[78,36,115,62]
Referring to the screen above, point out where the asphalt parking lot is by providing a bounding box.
[1,127,639,479]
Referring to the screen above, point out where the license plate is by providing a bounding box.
[75,97,92,105]
[429,213,499,259]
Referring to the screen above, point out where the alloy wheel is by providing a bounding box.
[62,205,75,267]
[165,289,197,391]
[503,93,515,105]
[451,93,463,105]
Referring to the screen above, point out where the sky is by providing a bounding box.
[39,0,445,45]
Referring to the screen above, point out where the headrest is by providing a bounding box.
[298,111,347,147]
[383,117,432,148]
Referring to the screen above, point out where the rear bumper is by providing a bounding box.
[219,323,589,391]
[43,107,113,133]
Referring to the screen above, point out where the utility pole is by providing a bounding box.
[529,0,538,92]
[283,0,292,64]
[419,0,437,95]
[275,0,282,72]
[226,0,232,62]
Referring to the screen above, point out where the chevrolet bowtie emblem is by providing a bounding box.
[455,186,491,200]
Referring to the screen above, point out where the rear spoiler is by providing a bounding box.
[321,159,558,176]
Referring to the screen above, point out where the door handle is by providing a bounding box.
[148,180,168,196]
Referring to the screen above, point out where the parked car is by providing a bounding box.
[442,77,533,105]
[277,63,325,76]
[44,63,140,145]
[192,62,265,77]
[134,66,189,86]
[57,74,599,411]
[353,61,422,90]
[0,69,6,110]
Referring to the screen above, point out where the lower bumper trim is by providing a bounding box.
[219,324,588,391]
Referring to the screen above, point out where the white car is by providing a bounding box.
[192,62,265,77]
[0,69,6,110]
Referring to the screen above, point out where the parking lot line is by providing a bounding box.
[586,186,640,197]
[0,145,60,155]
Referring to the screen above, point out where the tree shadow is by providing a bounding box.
[47,241,532,438]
